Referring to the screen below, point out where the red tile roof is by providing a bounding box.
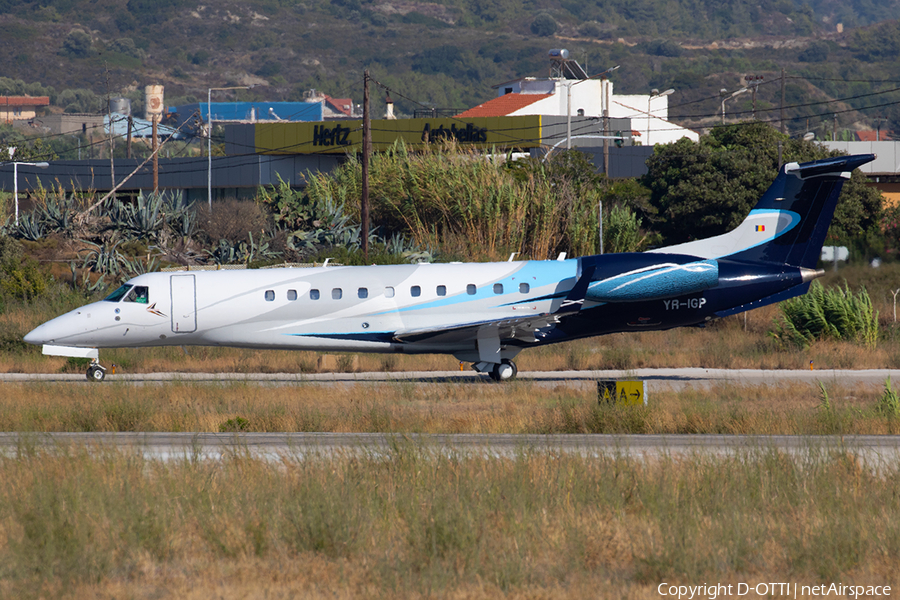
[856,130,893,142]
[323,94,353,117]
[456,94,551,118]
[0,96,50,106]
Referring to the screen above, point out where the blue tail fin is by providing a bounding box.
[650,154,876,268]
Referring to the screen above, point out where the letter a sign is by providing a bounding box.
[597,380,647,406]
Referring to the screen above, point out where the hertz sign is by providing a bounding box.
[253,116,542,155]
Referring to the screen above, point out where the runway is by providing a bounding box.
[1,368,899,390]
[3,432,900,462]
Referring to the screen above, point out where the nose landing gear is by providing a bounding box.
[86,360,107,382]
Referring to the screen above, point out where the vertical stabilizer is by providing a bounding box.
[650,154,876,268]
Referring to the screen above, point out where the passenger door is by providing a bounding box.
[170,274,197,333]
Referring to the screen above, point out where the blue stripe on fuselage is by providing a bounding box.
[373,260,576,314]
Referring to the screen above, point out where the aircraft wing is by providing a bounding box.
[392,312,564,345]
[393,258,600,346]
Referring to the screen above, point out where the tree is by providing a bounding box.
[798,39,829,62]
[641,122,884,252]
[530,13,557,37]
[61,29,92,57]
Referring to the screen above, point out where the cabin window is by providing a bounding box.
[332,288,342,300]
[519,283,530,294]
[104,284,132,302]
[385,287,395,298]
[287,289,297,301]
[493,283,504,294]
[264,290,275,301]
[124,286,149,304]
[466,284,476,295]
[358,287,368,299]
[310,289,320,300]
[436,285,446,296]
[411,285,421,297]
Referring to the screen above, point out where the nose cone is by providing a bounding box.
[24,321,53,345]
[23,305,101,347]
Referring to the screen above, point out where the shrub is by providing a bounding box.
[877,377,900,417]
[530,13,557,37]
[0,235,50,301]
[604,204,648,253]
[772,281,879,349]
[61,29,92,57]
[219,416,251,432]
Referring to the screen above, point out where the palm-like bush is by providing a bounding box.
[773,281,879,348]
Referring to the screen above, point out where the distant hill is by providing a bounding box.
[2,0,900,136]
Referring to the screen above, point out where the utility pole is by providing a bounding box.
[780,68,786,134]
[152,116,159,193]
[744,75,763,120]
[107,100,116,203]
[361,70,371,260]
[603,78,610,175]
[126,115,133,159]
[833,114,838,141]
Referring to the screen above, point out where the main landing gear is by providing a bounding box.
[86,359,107,382]
[471,359,518,381]
[474,358,518,382]
[490,359,517,381]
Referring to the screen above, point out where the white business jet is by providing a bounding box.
[24,154,875,381]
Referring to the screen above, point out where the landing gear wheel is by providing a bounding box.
[489,359,518,382]
[86,364,106,382]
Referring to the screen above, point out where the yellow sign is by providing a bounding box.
[597,380,646,406]
[253,116,543,155]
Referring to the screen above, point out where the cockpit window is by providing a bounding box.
[104,284,132,302]
[124,286,149,304]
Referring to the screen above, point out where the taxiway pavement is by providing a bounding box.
[1,368,898,390]
[2,432,900,463]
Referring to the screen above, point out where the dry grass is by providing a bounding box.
[0,445,897,599]
[1,378,899,435]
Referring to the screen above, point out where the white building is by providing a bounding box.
[459,77,698,146]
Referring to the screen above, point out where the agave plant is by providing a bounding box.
[120,254,160,277]
[107,192,165,241]
[35,190,78,234]
[69,260,108,293]
[11,213,46,241]
[164,192,197,240]
[385,233,434,263]
[205,231,282,265]
[79,238,126,276]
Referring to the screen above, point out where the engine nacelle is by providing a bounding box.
[578,254,719,303]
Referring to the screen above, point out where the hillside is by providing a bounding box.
[2,0,900,136]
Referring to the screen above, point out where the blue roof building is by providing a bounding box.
[169,101,324,125]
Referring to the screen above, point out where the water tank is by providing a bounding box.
[144,85,164,120]
[548,49,569,59]
[109,97,131,116]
